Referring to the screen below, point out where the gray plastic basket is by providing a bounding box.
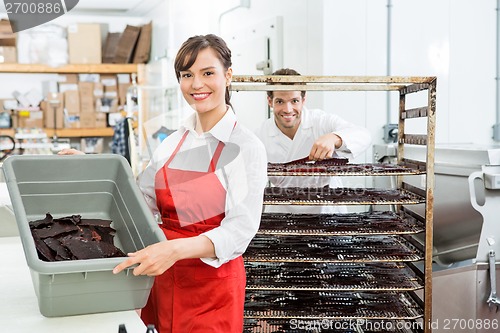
[2,154,166,317]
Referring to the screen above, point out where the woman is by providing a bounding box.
[64,35,267,332]
[119,34,268,332]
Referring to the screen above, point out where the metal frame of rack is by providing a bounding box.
[231,75,436,333]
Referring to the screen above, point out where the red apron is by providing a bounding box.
[142,130,246,333]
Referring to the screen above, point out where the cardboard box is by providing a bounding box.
[0,46,16,63]
[78,82,95,113]
[42,93,64,129]
[57,74,79,84]
[18,110,43,128]
[113,25,140,64]
[93,82,104,99]
[0,20,16,47]
[133,21,152,64]
[102,32,121,63]
[65,114,80,128]
[95,112,107,128]
[79,112,96,128]
[101,74,117,87]
[78,74,100,83]
[58,83,79,93]
[64,90,80,114]
[118,83,130,106]
[68,23,107,64]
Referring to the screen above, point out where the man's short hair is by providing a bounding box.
[267,68,306,99]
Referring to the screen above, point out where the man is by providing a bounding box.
[255,68,372,213]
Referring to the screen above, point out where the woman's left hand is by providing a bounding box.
[113,240,182,276]
[113,235,215,276]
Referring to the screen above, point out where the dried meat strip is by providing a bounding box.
[31,229,56,261]
[29,213,125,262]
[35,222,79,239]
[61,236,125,260]
[43,237,72,260]
[29,213,54,230]
[78,218,113,228]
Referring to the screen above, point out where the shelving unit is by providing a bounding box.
[231,75,436,333]
[0,63,144,75]
[0,63,146,148]
[0,127,114,138]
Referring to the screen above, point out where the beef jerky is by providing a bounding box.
[29,213,125,262]
[60,236,125,260]
[90,226,115,244]
[31,229,56,261]
[35,222,79,239]
[78,218,113,228]
[43,237,72,260]
[56,215,81,225]
[29,213,54,230]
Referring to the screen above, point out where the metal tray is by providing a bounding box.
[245,262,423,292]
[245,235,423,263]
[258,211,424,236]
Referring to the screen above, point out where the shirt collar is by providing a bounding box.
[180,106,236,143]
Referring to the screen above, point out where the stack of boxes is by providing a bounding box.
[0,20,146,138]
[40,73,130,129]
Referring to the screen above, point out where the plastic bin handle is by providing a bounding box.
[468,171,484,214]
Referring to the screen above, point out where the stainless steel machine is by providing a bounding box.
[374,143,500,333]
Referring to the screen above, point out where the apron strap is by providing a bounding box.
[165,131,189,167]
[168,121,237,173]
[207,121,237,172]
[208,141,225,172]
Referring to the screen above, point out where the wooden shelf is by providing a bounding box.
[0,63,143,138]
[46,128,114,137]
[0,63,143,74]
[0,129,14,136]
[0,128,114,138]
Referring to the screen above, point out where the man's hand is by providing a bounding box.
[309,133,343,160]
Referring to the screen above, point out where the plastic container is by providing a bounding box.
[2,154,165,317]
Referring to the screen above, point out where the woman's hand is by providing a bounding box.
[58,148,85,155]
[113,240,183,276]
[113,236,215,276]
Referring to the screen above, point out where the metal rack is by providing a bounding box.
[231,75,436,333]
